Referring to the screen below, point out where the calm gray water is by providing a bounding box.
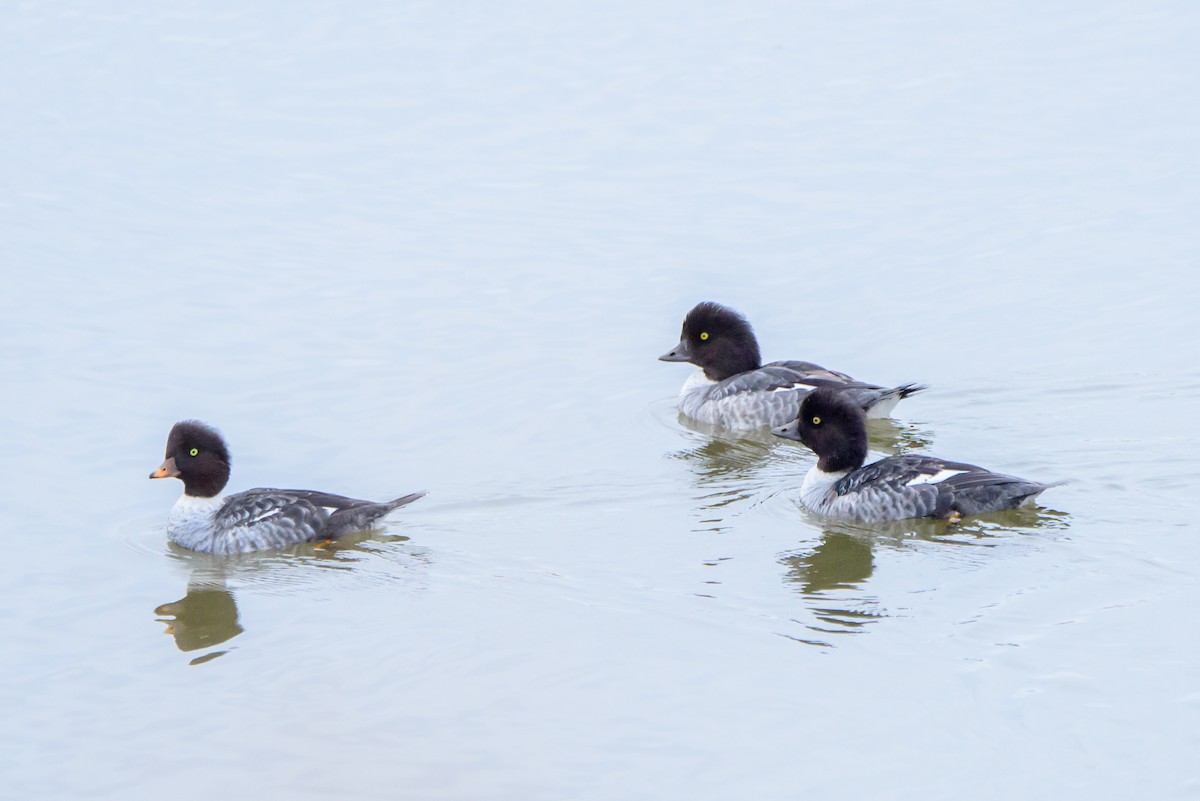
[3,2,1199,799]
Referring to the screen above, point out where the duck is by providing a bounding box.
[772,388,1061,522]
[659,302,924,430]
[149,420,426,554]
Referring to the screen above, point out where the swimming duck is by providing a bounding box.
[773,388,1060,522]
[149,420,425,554]
[660,302,924,430]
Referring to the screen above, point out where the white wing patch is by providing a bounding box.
[905,469,968,487]
[770,382,816,393]
[322,506,339,516]
[249,508,283,524]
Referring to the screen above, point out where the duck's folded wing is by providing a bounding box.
[255,488,367,510]
[215,489,328,543]
[836,456,985,494]
[766,362,925,415]
[837,456,1049,516]
[937,470,1053,513]
[766,361,859,384]
[708,365,866,402]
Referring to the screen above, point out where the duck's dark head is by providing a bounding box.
[150,420,232,497]
[658,301,762,381]
[773,388,868,472]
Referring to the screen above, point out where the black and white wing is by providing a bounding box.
[837,455,1053,519]
[929,468,1059,516]
[214,489,333,551]
[242,488,426,540]
[768,361,857,384]
[767,362,925,417]
[706,364,854,401]
[705,363,923,426]
[694,366,826,428]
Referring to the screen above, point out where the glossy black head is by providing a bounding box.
[658,302,762,381]
[150,420,232,497]
[773,388,868,472]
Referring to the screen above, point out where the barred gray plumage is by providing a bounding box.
[678,363,924,430]
[167,488,426,555]
[660,302,924,430]
[776,388,1061,522]
[798,456,1058,523]
[152,420,425,555]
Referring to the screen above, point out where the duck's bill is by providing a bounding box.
[772,420,803,441]
[150,457,180,479]
[658,340,693,362]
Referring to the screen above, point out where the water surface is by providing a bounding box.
[3,3,1199,799]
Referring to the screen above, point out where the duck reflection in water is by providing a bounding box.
[671,429,788,504]
[781,529,883,645]
[858,417,933,457]
[780,507,1070,647]
[155,580,243,665]
[155,529,422,665]
[786,529,876,595]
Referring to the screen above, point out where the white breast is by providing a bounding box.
[799,466,850,515]
[679,369,717,397]
[678,370,719,420]
[166,493,226,551]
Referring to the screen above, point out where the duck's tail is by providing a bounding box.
[863,382,928,418]
[1027,479,1069,499]
[892,382,928,400]
[387,491,428,511]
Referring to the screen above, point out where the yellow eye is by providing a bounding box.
[699,332,709,341]
[811,416,821,425]
[189,448,199,457]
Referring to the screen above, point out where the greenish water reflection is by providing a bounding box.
[155,532,419,664]
[779,506,1071,646]
[155,582,243,664]
[785,531,875,596]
